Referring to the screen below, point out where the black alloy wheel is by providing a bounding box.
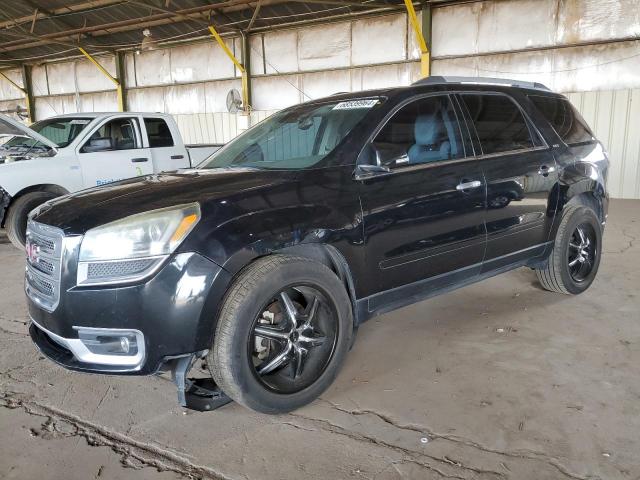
[209,255,353,413]
[536,205,602,295]
[249,286,338,394]
[567,223,597,282]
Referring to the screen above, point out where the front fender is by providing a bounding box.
[202,204,363,278]
[0,155,82,197]
[175,166,366,295]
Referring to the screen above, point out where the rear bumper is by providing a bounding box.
[29,251,232,375]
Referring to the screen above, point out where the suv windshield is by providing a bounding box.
[3,117,92,149]
[199,99,381,170]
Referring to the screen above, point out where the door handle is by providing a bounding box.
[537,165,556,177]
[456,180,482,192]
[131,157,148,163]
[171,155,184,160]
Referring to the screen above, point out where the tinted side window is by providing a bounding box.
[528,95,594,145]
[461,94,534,155]
[145,118,175,147]
[373,95,463,167]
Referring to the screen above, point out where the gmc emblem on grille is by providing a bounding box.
[26,240,40,264]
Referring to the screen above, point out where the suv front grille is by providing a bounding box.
[25,221,64,312]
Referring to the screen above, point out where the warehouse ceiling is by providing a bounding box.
[0,0,444,65]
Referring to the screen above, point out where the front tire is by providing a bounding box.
[6,191,57,249]
[209,255,353,414]
[536,205,602,295]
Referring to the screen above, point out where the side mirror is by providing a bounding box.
[371,143,409,169]
[82,137,113,153]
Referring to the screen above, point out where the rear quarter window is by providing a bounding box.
[528,95,595,145]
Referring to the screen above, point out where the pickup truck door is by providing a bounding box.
[141,116,191,172]
[358,94,486,304]
[76,116,154,188]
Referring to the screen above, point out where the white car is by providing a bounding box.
[0,112,220,248]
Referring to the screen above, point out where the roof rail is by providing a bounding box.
[412,76,551,91]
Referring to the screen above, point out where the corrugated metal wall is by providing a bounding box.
[568,89,640,199]
[0,0,638,197]
[431,0,640,92]
[173,110,277,144]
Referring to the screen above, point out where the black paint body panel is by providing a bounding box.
[28,83,609,375]
[30,252,231,374]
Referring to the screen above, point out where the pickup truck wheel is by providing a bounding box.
[209,255,353,414]
[6,191,57,249]
[536,205,602,295]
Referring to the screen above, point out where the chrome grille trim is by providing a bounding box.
[25,221,64,313]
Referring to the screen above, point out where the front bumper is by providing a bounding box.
[29,251,232,375]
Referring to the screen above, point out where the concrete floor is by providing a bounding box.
[1,199,638,480]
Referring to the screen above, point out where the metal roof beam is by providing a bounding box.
[0,0,125,30]
[288,0,396,9]
[0,1,261,52]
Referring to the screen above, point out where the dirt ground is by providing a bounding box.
[1,199,638,480]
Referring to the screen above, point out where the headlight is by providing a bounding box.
[77,203,200,285]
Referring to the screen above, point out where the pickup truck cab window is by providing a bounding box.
[144,118,175,148]
[200,99,379,170]
[81,117,141,153]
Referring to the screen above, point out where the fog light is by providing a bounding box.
[77,329,139,356]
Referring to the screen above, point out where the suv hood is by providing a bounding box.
[33,168,296,234]
[0,113,58,151]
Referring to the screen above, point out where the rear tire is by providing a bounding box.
[6,192,57,249]
[209,255,353,414]
[536,205,602,295]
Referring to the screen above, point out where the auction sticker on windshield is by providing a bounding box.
[332,99,379,110]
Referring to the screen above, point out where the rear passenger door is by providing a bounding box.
[457,93,559,271]
[358,94,486,301]
[143,117,190,172]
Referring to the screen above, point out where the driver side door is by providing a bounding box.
[358,94,487,310]
[77,116,154,188]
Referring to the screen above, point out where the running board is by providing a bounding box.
[171,354,232,412]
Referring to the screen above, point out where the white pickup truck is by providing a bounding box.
[0,112,221,248]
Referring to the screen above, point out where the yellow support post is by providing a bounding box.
[0,70,33,123]
[78,47,125,111]
[208,25,250,112]
[404,0,430,78]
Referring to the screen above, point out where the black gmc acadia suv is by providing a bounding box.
[26,77,608,413]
